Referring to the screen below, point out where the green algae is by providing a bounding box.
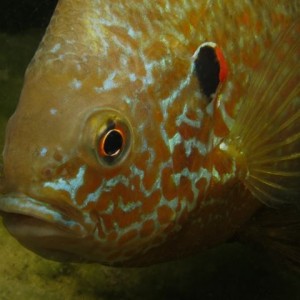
[0,30,299,300]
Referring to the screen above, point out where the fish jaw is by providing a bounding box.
[0,193,90,262]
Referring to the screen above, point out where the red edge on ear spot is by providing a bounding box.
[215,46,228,83]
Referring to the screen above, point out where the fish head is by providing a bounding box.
[0,11,213,264]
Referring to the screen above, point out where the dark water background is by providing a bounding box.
[0,1,299,299]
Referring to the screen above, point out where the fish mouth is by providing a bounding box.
[0,193,88,261]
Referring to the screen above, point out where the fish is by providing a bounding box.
[0,0,299,267]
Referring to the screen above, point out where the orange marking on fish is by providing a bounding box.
[115,207,141,229]
[161,167,178,201]
[240,12,251,26]
[94,194,112,213]
[215,46,228,83]
[77,171,102,205]
[144,41,168,60]
[140,219,156,238]
[142,190,161,214]
[106,231,118,243]
[118,229,139,246]
[223,98,236,120]
[157,205,175,225]
[178,176,194,204]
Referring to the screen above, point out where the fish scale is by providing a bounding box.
[0,0,299,266]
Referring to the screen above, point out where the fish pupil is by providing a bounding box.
[194,45,220,99]
[103,129,123,157]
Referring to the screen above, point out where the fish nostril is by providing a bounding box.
[53,150,63,162]
[41,167,53,180]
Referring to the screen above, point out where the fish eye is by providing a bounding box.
[96,119,130,165]
[193,42,228,100]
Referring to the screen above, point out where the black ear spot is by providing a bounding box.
[193,42,228,100]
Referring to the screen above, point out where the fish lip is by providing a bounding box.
[0,193,86,237]
[0,193,91,262]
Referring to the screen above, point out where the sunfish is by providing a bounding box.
[0,0,299,266]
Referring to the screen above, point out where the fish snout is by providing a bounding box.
[0,192,89,262]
